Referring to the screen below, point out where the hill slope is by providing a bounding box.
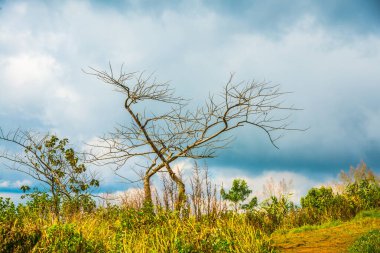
[272,212,380,252]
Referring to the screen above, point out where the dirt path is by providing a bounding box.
[272,218,380,252]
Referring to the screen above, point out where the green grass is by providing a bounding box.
[276,219,343,234]
[354,209,380,219]
[349,229,380,253]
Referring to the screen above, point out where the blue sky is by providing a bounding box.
[0,0,379,201]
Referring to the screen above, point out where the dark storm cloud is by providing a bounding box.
[206,0,380,35]
[90,0,380,36]
[0,0,379,198]
[208,112,380,177]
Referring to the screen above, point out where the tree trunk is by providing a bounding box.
[176,179,187,212]
[51,184,60,220]
[143,175,153,208]
[167,168,187,212]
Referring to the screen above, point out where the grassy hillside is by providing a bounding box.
[0,162,379,252]
[273,210,380,252]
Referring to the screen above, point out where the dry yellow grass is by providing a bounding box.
[272,217,380,252]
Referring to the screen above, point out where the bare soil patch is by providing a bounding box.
[272,217,380,252]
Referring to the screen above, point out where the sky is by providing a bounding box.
[0,0,379,203]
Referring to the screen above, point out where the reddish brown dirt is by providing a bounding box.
[272,218,380,253]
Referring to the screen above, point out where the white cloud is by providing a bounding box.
[0,192,24,204]
[2,53,60,87]
[0,179,32,188]
[0,0,379,195]
[0,181,10,187]
[13,179,32,188]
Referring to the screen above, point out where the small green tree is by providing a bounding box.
[261,195,294,231]
[301,186,335,212]
[221,179,256,212]
[0,129,99,217]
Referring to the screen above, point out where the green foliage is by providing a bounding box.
[174,233,234,253]
[349,229,380,253]
[17,134,100,217]
[35,135,100,197]
[0,197,16,223]
[221,179,253,211]
[300,187,352,223]
[0,196,41,253]
[339,161,380,213]
[61,195,97,215]
[345,178,380,211]
[41,223,102,253]
[0,226,41,253]
[242,196,258,211]
[260,195,295,232]
[20,188,54,214]
[287,220,342,234]
[301,186,335,211]
[299,163,380,225]
[355,210,380,219]
[0,162,379,252]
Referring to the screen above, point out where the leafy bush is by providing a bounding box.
[301,187,335,211]
[345,179,380,211]
[0,197,16,223]
[349,229,380,253]
[340,162,380,213]
[19,189,54,219]
[261,195,294,232]
[0,225,41,253]
[41,223,103,253]
[174,233,234,253]
[300,186,354,222]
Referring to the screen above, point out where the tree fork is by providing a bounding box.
[165,165,186,211]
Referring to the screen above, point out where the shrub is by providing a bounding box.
[19,189,54,219]
[300,186,354,222]
[349,229,380,253]
[345,179,380,211]
[301,187,335,211]
[0,197,16,223]
[0,225,41,253]
[40,223,103,253]
[261,195,294,232]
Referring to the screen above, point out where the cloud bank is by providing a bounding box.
[0,0,379,199]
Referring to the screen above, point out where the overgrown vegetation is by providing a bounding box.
[349,229,380,253]
[0,161,378,252]
[0,131,99,219]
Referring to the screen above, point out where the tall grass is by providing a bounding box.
[0,162,379,252]
[0,207,276,252]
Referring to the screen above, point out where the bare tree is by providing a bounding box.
[262,177,294,200]
[189,162,221,220]
[85,64,300,211]
[0,129,99,217]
